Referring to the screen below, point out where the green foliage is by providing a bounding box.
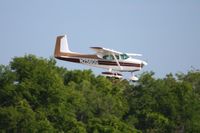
[0,54,200,132]
[125,71,200,132]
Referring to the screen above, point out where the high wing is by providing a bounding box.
[90,47,142,57]
[90,47,123,70]
[90,47,122,56]
[127,53,142,57]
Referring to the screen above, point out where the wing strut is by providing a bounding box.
[112,53,123,70]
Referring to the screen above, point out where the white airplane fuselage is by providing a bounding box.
[54,35,147,80]
[56,55,145,72]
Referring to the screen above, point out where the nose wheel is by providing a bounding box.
[130,72,138,81]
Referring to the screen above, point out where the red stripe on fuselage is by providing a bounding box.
[98,60,141,67]
[55,57,80,63]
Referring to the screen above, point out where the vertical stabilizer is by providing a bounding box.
[54,35,71,57]
[60,35,71,53]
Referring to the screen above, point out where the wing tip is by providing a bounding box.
[90,47,103,49]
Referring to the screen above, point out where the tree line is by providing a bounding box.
[0,55,200,133]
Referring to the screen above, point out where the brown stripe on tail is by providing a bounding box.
[54,35,64,58]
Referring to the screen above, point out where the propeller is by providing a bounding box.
[142,61,148,66]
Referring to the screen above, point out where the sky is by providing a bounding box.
[0,0,200,78]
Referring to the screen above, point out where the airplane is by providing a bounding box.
[54,35,147,81]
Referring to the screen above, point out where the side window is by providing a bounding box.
[115,55,119,60]
[103,55,109,60]
[120,54,124,60]
[120,54,129,60]
[103,55,114,60]
[110,55,114,60]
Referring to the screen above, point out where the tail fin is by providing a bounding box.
[54,35,71,57]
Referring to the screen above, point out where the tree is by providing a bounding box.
[0,54,200,132]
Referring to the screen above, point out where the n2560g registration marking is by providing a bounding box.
[80,58,98,65]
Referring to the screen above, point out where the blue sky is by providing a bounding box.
[0,0,200,77]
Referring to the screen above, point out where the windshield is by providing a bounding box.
[120,54,129,60]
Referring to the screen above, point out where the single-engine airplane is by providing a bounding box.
[54,35,147,81]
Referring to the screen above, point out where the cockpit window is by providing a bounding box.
[120,54,129,60]
[103,54,129,60]
[115,55,119,60]
[103,55,114,60]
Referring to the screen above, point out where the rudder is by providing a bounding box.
[54,35,71,57]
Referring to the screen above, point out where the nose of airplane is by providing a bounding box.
[143,61,148,66]
[141,61,148,67]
